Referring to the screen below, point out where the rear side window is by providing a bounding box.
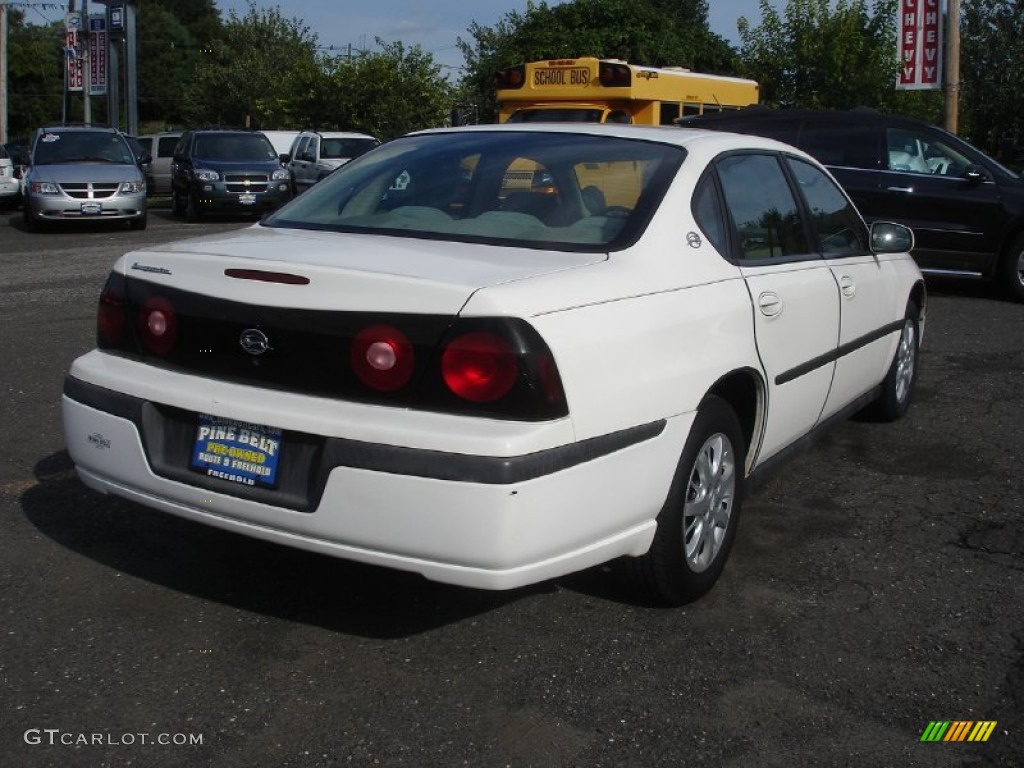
[798,122,881,169]
[157,136,179,158]
[716,153,809,261]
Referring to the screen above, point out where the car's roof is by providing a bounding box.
[412,122,802,154]
[300,130,377,138]
[38,125,120,133]
[683,106,933,129]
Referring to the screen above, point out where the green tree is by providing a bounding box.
[310,41,454,140]
[182,2,320,128]
[5,10,64,140]
[961,0,1024,152]
[137,2,211,127]
[456,0,736,123]
[737,0,902,110]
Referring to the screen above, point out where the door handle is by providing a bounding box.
[757,292,782,317]
[838,275,856,298]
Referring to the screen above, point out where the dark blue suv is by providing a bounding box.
[170,129,292,220]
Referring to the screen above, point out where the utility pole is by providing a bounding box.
[81,0,90,123]
[1,2,8,144]
[944,0,961,133]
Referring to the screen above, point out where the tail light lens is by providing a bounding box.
[138,296,178,355]
[442,331,518,403]
[96,272,127,348]
[495,65,526,90]
[599,62,631,88]
[351,324,414,392]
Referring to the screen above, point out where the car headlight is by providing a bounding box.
[193,168,220,182]
[271,169,290,181]
[118,181,146,194]
[29,181,60,195]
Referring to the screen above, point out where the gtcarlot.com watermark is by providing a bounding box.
[24,729,203,747]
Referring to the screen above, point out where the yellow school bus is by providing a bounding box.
[496,57,759,125]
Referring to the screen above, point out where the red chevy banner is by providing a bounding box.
[897,0,943,90]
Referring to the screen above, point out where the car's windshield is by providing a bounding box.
[32,131,135,165]
[320,138,378,160]
[193,133,278,161]
[263,130,684,251]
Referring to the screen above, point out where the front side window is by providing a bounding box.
[715,153,809,261]
[787,157,868,256]
[886,127,973,176]
[264,131,685,251]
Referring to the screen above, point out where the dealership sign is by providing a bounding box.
[897,0,943,90]
[64,13,108,94]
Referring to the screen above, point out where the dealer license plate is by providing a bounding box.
[238,193,256,205]
[190,414,282,488]
[81,202,102,215]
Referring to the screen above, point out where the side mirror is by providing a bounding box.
[139,151,152,165]
[964,163,990,184]
[279,153,291,163]
[870,221,914,254]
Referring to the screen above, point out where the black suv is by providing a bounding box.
[682,108,1024,301]
[170,129,292,220]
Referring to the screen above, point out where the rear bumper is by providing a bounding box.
[62,362,688,590]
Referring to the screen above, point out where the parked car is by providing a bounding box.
[124,134,155,196]
[285,130,379,193]
[136,130,182,196]
[681,107,1024,301]
[21,125,149,231]
[170,129,292,220]
[62,124,924,605]
[0,145,21,208]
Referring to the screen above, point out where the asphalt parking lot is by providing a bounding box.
[0,211,1021,767]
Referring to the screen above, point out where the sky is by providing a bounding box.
[210,0,777,73]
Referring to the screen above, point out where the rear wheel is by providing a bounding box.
[22,205,41,232]
[171,190,186,217]
[629,395,745,605]
[998,234,1024,303]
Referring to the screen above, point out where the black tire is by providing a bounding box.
[185,193,202,222]
[629,395,746,606]
[129,212,148,231]
[870,300,920,422]
[171,190,186,218]
[998,234,1024,303]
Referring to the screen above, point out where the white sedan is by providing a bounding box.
[62,124,925,605]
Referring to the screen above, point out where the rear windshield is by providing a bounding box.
[32,131,135,165]
[193,133,278,161]
[263,130,684,251]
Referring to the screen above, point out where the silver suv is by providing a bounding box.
[22,125,149,231]
[285,130,379,193]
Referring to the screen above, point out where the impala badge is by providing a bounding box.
[239,328,272,356]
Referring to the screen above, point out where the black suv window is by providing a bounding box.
[787,157,868,256]
[798,121,881,170]
[716,153,809,261]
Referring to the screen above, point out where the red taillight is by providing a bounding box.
[495,65,526,90]
[351,325,414,392]
[442,332,518,403]
[97,282,126,347]
[138,296,178,355]
[599,62,631,88]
